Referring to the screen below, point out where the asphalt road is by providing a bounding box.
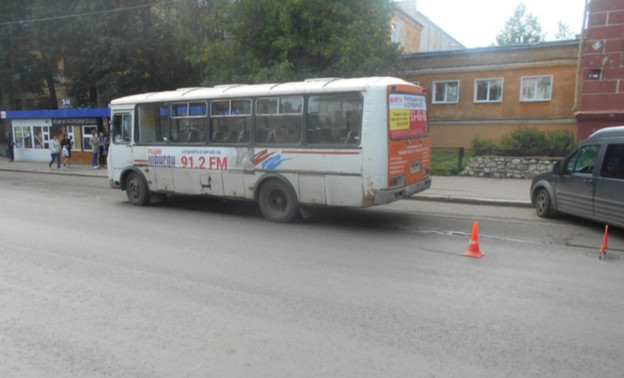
[1,171,623,377]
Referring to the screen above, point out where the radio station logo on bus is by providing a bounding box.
[148,148,176,167]
[147,147,228,170]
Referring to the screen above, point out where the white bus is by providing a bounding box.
[108,76,431,222]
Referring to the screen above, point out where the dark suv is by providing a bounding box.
[531,126,624,228]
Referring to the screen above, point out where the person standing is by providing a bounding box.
[61,135,73,167]
[48,134,61,169]
[90,129,100,169]
[98,132,107,168]
[7,133,15,162]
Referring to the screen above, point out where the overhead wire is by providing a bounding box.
[0,1,178,26]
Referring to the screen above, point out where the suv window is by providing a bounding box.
[600,144,624,179]
[565,144,600,174]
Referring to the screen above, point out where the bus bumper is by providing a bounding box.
[374,177,432,205]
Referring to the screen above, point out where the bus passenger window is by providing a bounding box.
[256,96,303,145]
[306,93,362,146]
[210,99,252,144]
[137,103,168,144]
[169,102,207,144]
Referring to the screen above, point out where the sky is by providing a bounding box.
[414,0,588,48]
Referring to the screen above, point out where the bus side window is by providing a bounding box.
[236,118,250,143]
[306,114,322,143]
[306,93,362,146]
[210,99,251,144]
[136,103,169,144]
[210,118,224,143]
[345,110,361,144]
[254,116,272,144]
[112,113,131,144]
[211,115,250,144]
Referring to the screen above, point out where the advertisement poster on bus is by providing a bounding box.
[388,93,427,139]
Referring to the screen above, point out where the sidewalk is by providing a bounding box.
[412,175,532,208]
[0,158,108,178]
[0,158,532,208]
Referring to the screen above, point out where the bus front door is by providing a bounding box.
[109,112,135,182]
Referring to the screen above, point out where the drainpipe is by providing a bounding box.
[573,0,591,113]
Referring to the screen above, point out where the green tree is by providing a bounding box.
[63,0,201,107]
[190,0,401,85]
[496,3,544,45]
[0,1,53,109]
[28,0,81,109]
[180,0,234,85]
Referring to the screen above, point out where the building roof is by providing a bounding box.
[1,108,110,119]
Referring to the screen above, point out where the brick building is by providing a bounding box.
[576,0,624,138]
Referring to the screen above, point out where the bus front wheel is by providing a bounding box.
[258,179,298,223]
[126,172,150,206]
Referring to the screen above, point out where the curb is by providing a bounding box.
[0,166,107,179]
[1,162,532,208]
[411,194,532,208]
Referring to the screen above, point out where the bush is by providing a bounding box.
[500,127,546,156]
[470,128,577,157]
[471,136,499,156]
[544,129,577,156]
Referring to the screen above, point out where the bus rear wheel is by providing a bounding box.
[258,179,298,223]
[126,172,150,206]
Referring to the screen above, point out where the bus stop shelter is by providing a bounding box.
[1,108,110,164]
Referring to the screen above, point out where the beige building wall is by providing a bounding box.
[390,8,422,53]
[397,41,580,148]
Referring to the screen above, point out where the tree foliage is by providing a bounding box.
[496,3,544,46]
[62,0,201,106]
[0,1,53,108]
[554,21,576,40]
[1,0,400,108]
[189,0,401,85]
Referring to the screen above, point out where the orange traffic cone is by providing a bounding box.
[463,221,485,258]
[599,225,609,260]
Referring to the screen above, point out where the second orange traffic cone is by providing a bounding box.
[463,221,485,258]
[599,225,609,260]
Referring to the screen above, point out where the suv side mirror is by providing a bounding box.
[553,161,562,175]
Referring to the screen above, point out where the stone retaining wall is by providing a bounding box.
[460,156,561,179]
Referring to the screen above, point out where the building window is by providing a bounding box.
[433,80,459,104]
[391,23,399,44]
[13,125,47,149]
[474,78,503,103]
[82,125,97,151]
[588,68,602,80]
[520,75,553,102]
